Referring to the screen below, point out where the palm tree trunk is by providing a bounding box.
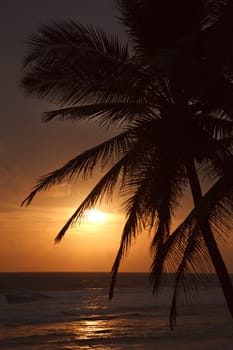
[186,159,233,318]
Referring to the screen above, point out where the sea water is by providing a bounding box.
[0,272,232,349]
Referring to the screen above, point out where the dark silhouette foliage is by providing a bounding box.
[21,1,233,329]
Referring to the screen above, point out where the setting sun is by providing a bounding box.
[84,209,107,223]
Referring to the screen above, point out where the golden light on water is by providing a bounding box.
[73,319,111,340]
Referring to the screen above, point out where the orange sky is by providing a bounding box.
[0,173,153,272]
[0,0,232,273]
[1,167,232,273]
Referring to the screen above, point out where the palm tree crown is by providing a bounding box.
[21,0,233,329]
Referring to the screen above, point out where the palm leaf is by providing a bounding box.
[22,21,133,105]
[115,0,204,54]
[201,0,233,71]
[151,168,233,295]
[24,21,129,68]
[150,160,233,328]
[109,163,158,298]
[22,20,177,111]
[54,136,152,243]
[21,130,132,206]
[169,233,210,330]
[110,152,187,297]
[54,156,126,243]
[199,114,233,139]
[20,1,233,328]
[43,102,154,128]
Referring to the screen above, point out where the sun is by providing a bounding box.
[84,209,107,223]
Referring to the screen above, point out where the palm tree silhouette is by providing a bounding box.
[21,1,233,328]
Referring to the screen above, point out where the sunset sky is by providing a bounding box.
[1,0,233,273]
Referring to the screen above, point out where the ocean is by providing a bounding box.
[0,272,232,349]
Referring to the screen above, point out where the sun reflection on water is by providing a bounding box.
[72,319,112,340]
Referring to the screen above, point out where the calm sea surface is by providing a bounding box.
[0,272,232,349]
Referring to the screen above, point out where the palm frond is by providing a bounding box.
[149,160,188,290]
[55,128,157,243]
[54,152,130,243]
[22,21,132,105]
[168,230,212,330]
[109,208,143,299]
[22,49,166,112]
[109,157,158,297]
[110,152,187,298]
[150,206,212,330]
[21,130,131,206]
[24,21,129,68]
[43,102,154,128]
[199,114,233,140]
[201,0,233,73]
[149,171,233,328]
[109,167,156,298]
[151,168,233,293]
[20,1,233,328]
[201,0,229,27]
[218,136,233,151]
[115,0,204,54]
[197,134,233,184]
